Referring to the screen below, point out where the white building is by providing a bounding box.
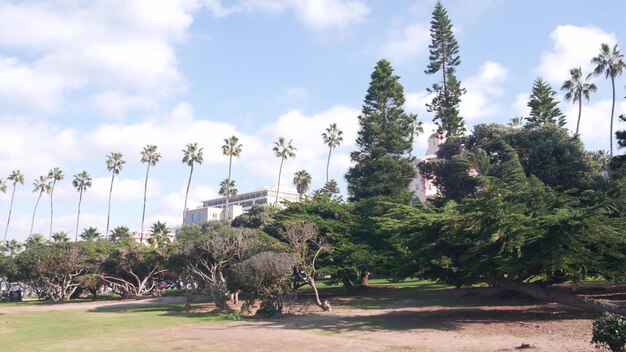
[411,133,445,202]
[182,186,300,226]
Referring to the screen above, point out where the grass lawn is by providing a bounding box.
[0,303,227,352]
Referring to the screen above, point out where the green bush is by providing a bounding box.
[592,312,626,352]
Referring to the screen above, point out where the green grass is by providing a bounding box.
[0,303,227,351]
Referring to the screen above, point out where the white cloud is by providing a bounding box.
[0,0,195,115]
[538,25,617,84]
[279,87,308,105]
[240,0,369,35]
[383,23,430,63]
[565,99,626,152]
[460,61,508,120]
[512,92,530,118]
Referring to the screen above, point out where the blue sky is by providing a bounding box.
[1,0,626,241]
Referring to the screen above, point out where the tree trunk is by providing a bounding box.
[49,181,56,241]
[141,164,150,243]
[360,271,370,287]
[575,97,582,137]
[326,147,332,183]
[75,191,83,242]
[493,279,626,315]
[4,184,16,243]
[307,276,331,311]
[275,157,285,205]
[225,156,232,220]
[30,191,43,236]
[106,173,115,240]
[183,164,193,224]
[610,77,616,157]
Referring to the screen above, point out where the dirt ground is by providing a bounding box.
[0,285,611,352]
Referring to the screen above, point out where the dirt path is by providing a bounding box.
[0,290,599,351]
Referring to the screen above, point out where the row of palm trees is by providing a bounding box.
[0,122,345,245]
[561,42,626,156]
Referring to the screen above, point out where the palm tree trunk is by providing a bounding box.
[30,191,43,236]
[3,185,16,243]
[326,146,332,183]
[275,157,285,205]
[49,181,56,241]
[610,77,616,157]
[183,164,193,224]
[141,164,150,243]
[75,191,83,242]
[225,156,232,220]
[106,173,115,241]
[575,97,582,137]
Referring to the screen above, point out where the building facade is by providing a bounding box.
[411,133,445,202]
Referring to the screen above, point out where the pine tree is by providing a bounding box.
[346,59,417,204]
[425,0,466,136]
[525,77,566,128]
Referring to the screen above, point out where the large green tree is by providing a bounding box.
[47,167,64,241]
[425,0,465,136]
[105,152,125,239]
[345,59,416,204]
[590,43,626,156]
[140,145,161,242]
[272,137,297,205]
[4,170,24,243]
[561,67,597,137]
[182,143,203,223]
[525,77,566,128]
[30,175,51,236]
[222,136,242,220]
[73,171,92,242]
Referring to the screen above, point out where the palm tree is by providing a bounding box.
[72,171,92,242]
[219,178,238,219]
[140,145,161,242]
[24,233,45,249]
[105,152,125,240]
[589,43,626,156]
[293,170,312,200]
[47,167,64,241]
[182,143,204,222]
[148,221,170,247]
[5,239,22,257]
[51,231,70,243]
[272,137,297,205]
[561,67,597,137]
[80,227,101,242]
[222,136,243,220]
[321,124,343,183]
[30,175,52,236]
[110,226,131,243]
[4,170,24,243]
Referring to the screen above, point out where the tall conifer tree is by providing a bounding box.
[425,0,465,136]
[525,77,566,128]
[346,59,417,204]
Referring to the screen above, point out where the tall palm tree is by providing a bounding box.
[293,170,312,200]
[219,178,238,219]
[272,137,297,205]
[182,143,204,222]
[80,227,101,242]
[321,124,343,183]
[148,221,170,248]
[105,152,125,240]
[221,136,243,220]
[4,170,24,243]
[72,171,92,242]
[47,167,64,241]
[590,43,626,156]
[110,226,131,243]
[51,231,70,243]
[30,175,51,236]
[140,145,161,242]
[24,233,45,249]
[561,67,597,137]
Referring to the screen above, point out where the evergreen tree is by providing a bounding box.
[425,0,465,136]
[525,77,566,128]
[346,59,416,204]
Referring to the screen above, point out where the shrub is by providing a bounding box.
[592,312,626,352]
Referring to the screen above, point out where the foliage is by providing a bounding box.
[273,137,297,206]
[227,251,296,317]
[105,152,125,238]
[346,59,416,204]
[231,205,276,229]
[293,169,312,200]
[425,0,465,136]
[592,312,626,352]
[525,77,566,128]
[561,67,597,136]
[80,227,102,242]
[322,123,343,183]
[109,226,131,243]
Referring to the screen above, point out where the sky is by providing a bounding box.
[1,0,626,242]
